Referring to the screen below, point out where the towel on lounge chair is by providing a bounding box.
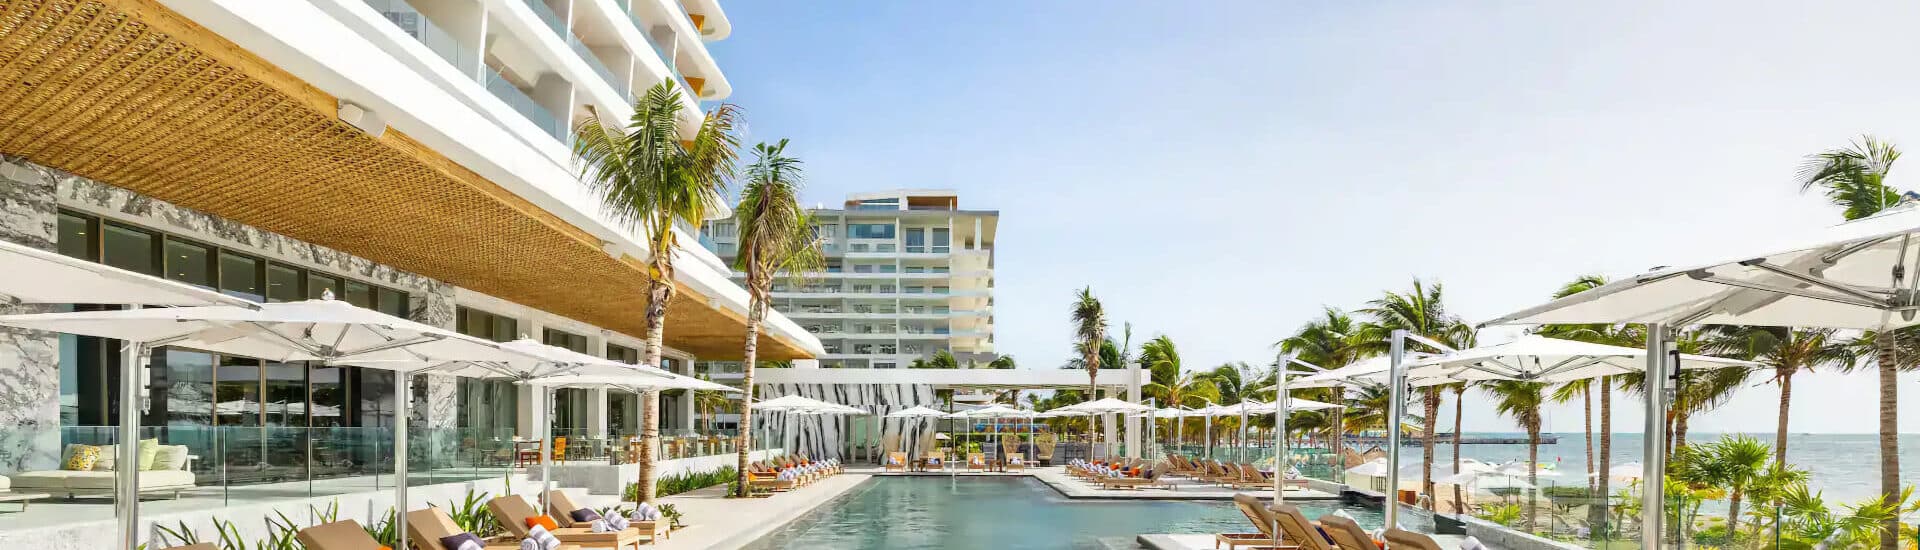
[630,503,660,522]
[605,515,629,531]
[523,525,561,550]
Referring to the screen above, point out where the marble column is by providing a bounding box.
[410,282,459,466]
[0,158,63,472]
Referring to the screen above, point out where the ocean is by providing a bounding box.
[1385,432,1920,505]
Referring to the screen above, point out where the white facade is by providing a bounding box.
[700,190,998,378]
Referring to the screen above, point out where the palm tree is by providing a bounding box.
[725,139,821,497]
[574,81,740,503]
[1141,336,1219,452]
[1550,380,1594,493]
[1071,288,1108,396]
[1279,307,1372,470]
[987,356,1016,369]
[1698,435,1774,538]
[1797,135,1904,550]
[1359,278,1463,508]
[1484,380,1547,532]
[1537,274,1636,535]
[909,349,961,369]
[1701,326,1853,464]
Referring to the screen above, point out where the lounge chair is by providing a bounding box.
[1215,494,1281,550]
[1317,513,1377,550]
[966,453,987,472]
[884,451,909,473]
[923,451,947,472]
[488,494,641,550]
[1099,464,1175,490]
[746,469,796,493]
[549,490,665,543]
[407,506,578,550]
[1005,455,1027,472]
[1270,503,1338,550]
[1230,463,1278,489]
[1383,529,1445,550]
[294,520,390,550]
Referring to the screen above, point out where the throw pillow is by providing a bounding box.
[64,445,101,471]
[136,438,160,470]
[151,445,190,471]
[524,515,557,531]
[439,532,484,550]
[93,444,118,472]
[569,508,601,523]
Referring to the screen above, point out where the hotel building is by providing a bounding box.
[0,0,816,545]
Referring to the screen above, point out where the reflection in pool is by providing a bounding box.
[742,476,1386,550]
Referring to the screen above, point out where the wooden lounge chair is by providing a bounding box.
[884,451,909,472]
[488,494,641,550]
[1004,455,1027,472]
[1270,503,1337,550]
[966,453,988,472]
[1317,513,1377,550]
[923,451,947,472]
[1215,494,1282,550]
[294,520,389,550]
[1383,529,1445,550]
[549,490,666,542]
[1100,465,1175,490]
[407,506,577,550]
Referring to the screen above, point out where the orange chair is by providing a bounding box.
[552,437,568,464]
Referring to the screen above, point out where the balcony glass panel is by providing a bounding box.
[522,0,566,39]
[481,66,568,142]
[364,0,482,74]
[570,36,631,102]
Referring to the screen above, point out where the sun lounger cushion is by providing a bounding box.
[524,516,558,531]
[439,533,484,550]
[568,508,599,523]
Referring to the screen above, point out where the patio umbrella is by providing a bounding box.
[885,406,950,458]
[0,239,258,308]
[1404,334,1755,384]
[1481,202,1920,549]
[1346,457,1392,477]
[1057,398,1151,461]
[0,295,527,550]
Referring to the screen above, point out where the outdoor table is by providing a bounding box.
[511,439,542,467]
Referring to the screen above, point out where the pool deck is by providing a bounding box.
[567,471,874,550]
[1139,533,1472,550]
[1029,467,1342,501]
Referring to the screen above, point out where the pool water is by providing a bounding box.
[742,477,1386,550]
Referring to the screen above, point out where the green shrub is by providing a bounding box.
[624,466,740,501]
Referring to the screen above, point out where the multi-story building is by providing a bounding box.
[700,190,998,374]
[0,1,813,545]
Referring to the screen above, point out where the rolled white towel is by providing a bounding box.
[519,537,539,550]
[525,525,561,550]
[606,515,630,531]
[1458,536,1490,550]
[630,502,661,522]
[589,519,613,533]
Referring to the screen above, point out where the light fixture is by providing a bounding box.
[337,100,387,137]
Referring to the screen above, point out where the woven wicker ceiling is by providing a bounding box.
[0,0,809,360]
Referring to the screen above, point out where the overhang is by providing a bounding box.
[755,368,1147,391]
[0,0,815,359]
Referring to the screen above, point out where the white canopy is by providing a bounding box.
[1493,461,1564,477]
[1405,335,1756,384]
[525,372,738,393]
[755,394,844,412]
[886,405,951,418]
[953,404,1028,418]
[1289,354,1438,388]
[1057,397,1152,414]
[0,239,257,307]
[1346,457,1391,477]
[1238,398,1344,414]
[1485,203,1920,330]
[0,298,514,366]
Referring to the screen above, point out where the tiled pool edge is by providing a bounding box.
[672,473,874,550]
[1030,467,1346,501]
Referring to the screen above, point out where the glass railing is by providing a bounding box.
[569,35,631,102]
[521,0,567,39]
[364,0,481,74]
[482,66,568,142]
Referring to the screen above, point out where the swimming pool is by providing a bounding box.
[742,476,1387,549]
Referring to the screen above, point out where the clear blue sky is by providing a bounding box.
[709,1,1920,434]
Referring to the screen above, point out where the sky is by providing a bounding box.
[707,1,1920,434]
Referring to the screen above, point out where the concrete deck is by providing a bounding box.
[1031,467,1342,501]
[1139,532,1472,550]
[565,471,872,550]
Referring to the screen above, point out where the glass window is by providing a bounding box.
[218,252,264,302]
[216,355,262,427]
[57,211,97,261]
[878,265,897,273]
[853,264,873,273]
[307,273,341,300]
[266,264,303,302]
[164,238,213,288]
[344,281,373,308]
[458,307,518,342]
[310,365,347,427]
[103,223,158,275]
[608,344,639,364]
[357,368,395,428]
[848,223,894,239]
[156,348,215,475]
[377,288,409,318]
[932,228,950,252]
[457,378,517,439]
[493,315,518,341]
[263,362,306,427]
[543,328,588,353]
[609,392,639,435]
[905,228,925,252]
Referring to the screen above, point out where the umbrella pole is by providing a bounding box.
[115,342,148,550]
[1275,352,1293,507]
[1642,323,1672,549]
[395,372,412,550]
[1385,329,1408,531]
[541,385,553,512]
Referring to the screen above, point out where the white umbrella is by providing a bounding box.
[1346,457,1392,477]
[1057,398,1149,461]
[0,239,257,307]
[1290,354,1435,388]
[1602,461,1647,482]
[1482,203,1920,549]
[1405,335,1755,384]
[1494,461,1564,477]
[0,295,530,550]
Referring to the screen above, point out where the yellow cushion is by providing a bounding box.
[136,438,160,470]
[64,445,101,471]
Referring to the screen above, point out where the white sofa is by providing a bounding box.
[11,444,197,499]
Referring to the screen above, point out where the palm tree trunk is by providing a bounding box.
[636,276,675,504]
[1451,388,1462,477]
[1726,489,1744,541]
[1583,385,1594,493]
[1775,370,1792,466]
[1673,412,1690,452]
[733,298,763,497]
[1421,387,1439,510]
[1591,376,1612,539]
[1527,425,1540,533]
[1875,330,1900,550]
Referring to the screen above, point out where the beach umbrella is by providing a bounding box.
[1602,461,1647,483]
[0,294,533,550]
[1058,398,1151,461]
[1482,203,1920,549]
[1346,457,1392,477]
[1405,335,1755,384]
[884,406,950,458]
[0,239,259,308]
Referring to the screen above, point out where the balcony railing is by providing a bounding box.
[523,0,567,39]
[570,35,632,102]
[367,1,481,74]
[482,66,568,142]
